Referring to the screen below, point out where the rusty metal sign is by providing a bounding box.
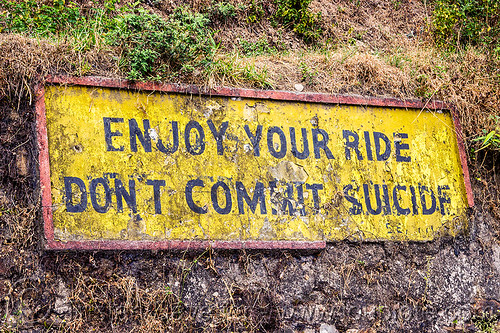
[36,76,473,250]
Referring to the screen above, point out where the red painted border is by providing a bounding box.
[451,106,474,207]
[35,84,56,247]
[37,75,474,250]
[45,239,326,250]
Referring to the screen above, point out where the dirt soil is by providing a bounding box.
[1,0,500,332]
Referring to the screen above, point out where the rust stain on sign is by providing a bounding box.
[36,76,473,250]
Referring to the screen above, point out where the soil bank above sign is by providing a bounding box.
[36,76,473,250]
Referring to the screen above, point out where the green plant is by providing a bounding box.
[299,61,317,85]
[208,1,237,22]
[433,0,500,50]
[273,0,322,42]
[239,37,278,56]
[0,0,128,52]
[388,52,411,69]
[69,7,117,52]
[391,0,402,10]
[107,7,216,80]
[414,73,433,98]
[386,48,412,69]
[472,312,498,332]
[0,0,82,36]
[247,0,264,23]
[473,115,500,151]
[206,54,273,88]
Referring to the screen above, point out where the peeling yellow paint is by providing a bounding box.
[44,85,469,242]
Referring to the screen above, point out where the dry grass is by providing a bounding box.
[65,274,192,332]
[0,34,118,101]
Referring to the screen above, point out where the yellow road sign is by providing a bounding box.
[37,77,472,249]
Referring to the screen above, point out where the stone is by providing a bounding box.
[294,83,304,92]
[319,323,339,333]
[0,189,10,206]
[492,243,500,276]
[15,148,28,176]
[0,279,11,298]
[53,280,71,315]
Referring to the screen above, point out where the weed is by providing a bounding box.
[107,7,216,80]
[0,0,126,53]
[69,7,116,52]
[473,115,500,151]
[246,0,264,23]
[0,0,82,36]
[433,0,500,51]
[415,73,433,98]
[207,1,237,23]
[472,312,498,333]
[239,37,278,56]
[354,31,365,41]
[207,54,273,88]
[242,63,272,88]
[299,61,318,85]
[273,0,322,42]
[391,0,402,10]
[387,50,412,69]
[349,0,361,7]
